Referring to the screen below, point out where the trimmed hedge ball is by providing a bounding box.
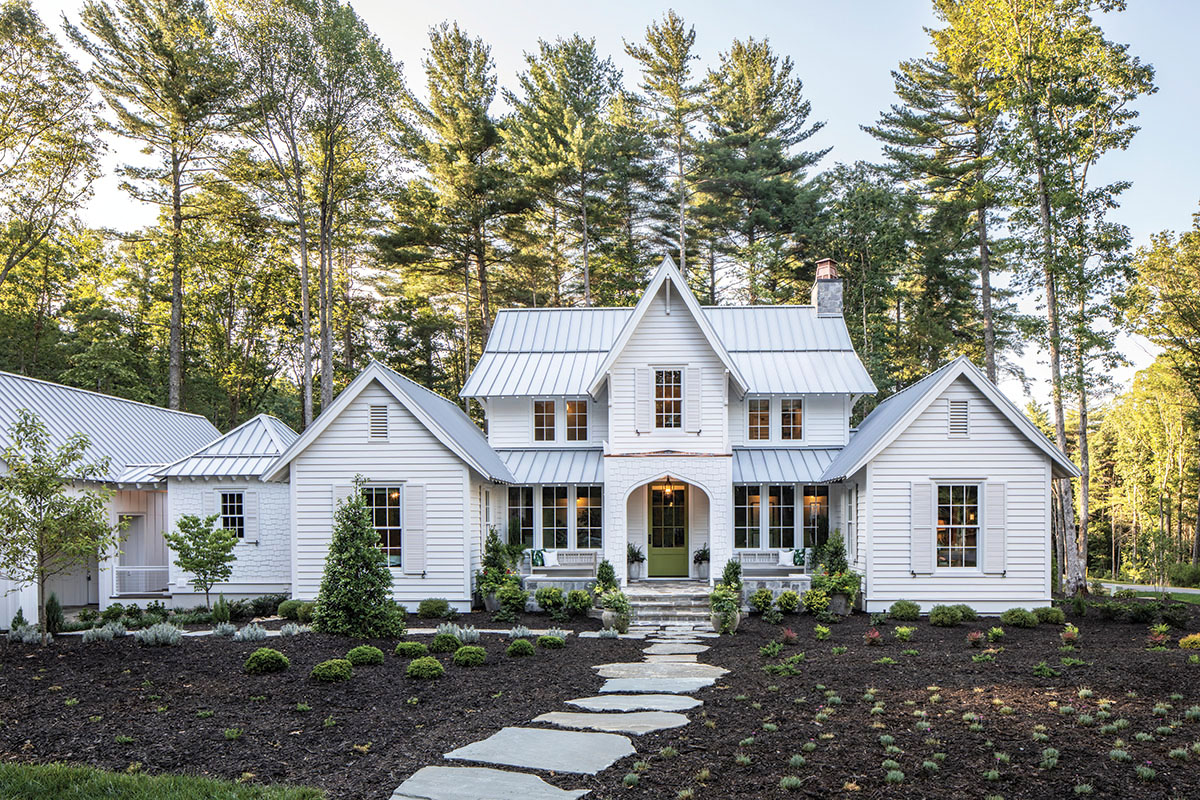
[310,658,353,682]
[430,633,462,653]
[536,635,565,649]
[417,598,450,619]
[244,647,290,675]
[1034,606,1066,625]
[928,605,963,627]
[506,638,535,657]
[276,599,303,620]
[452,645,487,667]
[1000,608,1039,628]
[345,645,385,666]
[950,604,978,622]
[406,656,445,679]
[888,600,921,621]
[395,641,429,658]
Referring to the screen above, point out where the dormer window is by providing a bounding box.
[781,398,803,440]
[655,369,682,428]
[948,399,970,437]
[369,405,388,440]
[534,400,556,441]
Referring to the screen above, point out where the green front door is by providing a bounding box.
[648,484,688,577]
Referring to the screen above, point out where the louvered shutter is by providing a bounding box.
[635,367,650,433]
[983,481,1006,574]
[404,484,426,574]
[243,490,259,541]
[685,365,702,432]
[910,481,933,574]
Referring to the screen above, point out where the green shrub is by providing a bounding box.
[277,599,303,620]
[311,659,353,682]
[418,598,451,619]
[749,588,774,614]
[132,623,182,646]
[534,586,565,614]
[596,559,617,590]
[949,604,977,622]
[565,589,592,617]
[44,593,64,635]
[395,641,429,658]
[345,645,384,666]
[507,638,535,657]
[1167,562,1200,588]
[233,623,267,642]
[720,559,743,590]
[801,589,830,614]
[453,645,487,667]
[929,605,963,627]
[537,634,566,649]
[1000,608,1039,628]
[211,595,231,624]
[889,600,921,621]
[311,490,404,638]
[1161,603,1189,630]
[1126,601,1160,624]
[243,647,290,675]
[297,602,316,624]
[1035,606,1066,625]
[406,656,444,679]
[430,633,462,653]
[99,603,124,624]
[776,590,800,614]
[249,594,287,617]
[496,582,529,617]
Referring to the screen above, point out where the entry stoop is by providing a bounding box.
[626,582,712,630]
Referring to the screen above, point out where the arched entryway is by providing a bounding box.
[624,475,711,580]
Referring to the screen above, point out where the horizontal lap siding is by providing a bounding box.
[729,394,848,447]
[867,378,1050,607]
[485,394,607,448]
[292,381,468,603]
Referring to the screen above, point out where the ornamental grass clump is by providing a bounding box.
[345,645,384,666]
[233,623,267,642]
[243,647,289,675]
[132,623,182,647]
[406,656,445,679]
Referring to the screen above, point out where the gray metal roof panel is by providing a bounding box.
[732,448,841,483]
[156,414,298,478]
[0,371,221,482]
[731,352,877,395]
[497,449,604,484]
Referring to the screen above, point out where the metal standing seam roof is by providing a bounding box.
[0,370,220,484]
[497,449,604,484]
[154,414,298,479]
[732,448,842,484]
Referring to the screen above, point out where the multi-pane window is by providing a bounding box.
[575,486,603,549]
[747,398,769,440]
[937,484,979,567]
[507,487,534,548]
[768,485,796,549]
[655,369,682,428]
[801,485,829,549]
[220,492,245,539]
[649,484,687,548]
[734,485,761,549]
[781,398,803,440]
[362,486,403,566]
[566,399,588,441]
[534,400,556,441]
[542,486,569,548]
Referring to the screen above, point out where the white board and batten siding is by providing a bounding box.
[864,376,1051,613]
[290,381,472,610]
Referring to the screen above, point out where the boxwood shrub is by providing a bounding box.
[297,602,316,624]
[311,658,353,682]
[244,647,290,675]
[345,645,385,666]
[749,587,774,614]
[536,635,565,649]
[406,656,445,679]
[565,589,592,617]
[506,638,535,657]
[452,645,487,667]
[949,604,978,622]
[417,598,451,619]
[1034,606,1066,625]
[430,633,462,653]
[888,600,921,621]
[928,605,963,627]
[776,590,800,614]
[277,599,303,620]
[395,641,429,658]
[999,608,1039,628]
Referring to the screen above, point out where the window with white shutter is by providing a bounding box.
[369,405,389,440]
[948,399,969,437]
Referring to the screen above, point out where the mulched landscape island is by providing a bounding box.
[2,604,1199,799]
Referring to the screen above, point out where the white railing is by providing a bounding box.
[114,566,169,595]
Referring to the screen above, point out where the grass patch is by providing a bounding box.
[0,762,322,799]
[1130,591,1200,605]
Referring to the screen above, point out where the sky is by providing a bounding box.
[42,0,1200,406]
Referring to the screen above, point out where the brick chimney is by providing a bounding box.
[811,258,843,317]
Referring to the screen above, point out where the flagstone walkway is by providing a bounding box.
[389,625,723,799]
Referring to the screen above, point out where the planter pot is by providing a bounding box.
[711,610,741,634]
[696,562,709,580]
[601,609,629,634]
[828,593,851,616]
[482,593,500,613]
[628,562,643,580]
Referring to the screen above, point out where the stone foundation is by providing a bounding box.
[742,575,812,610]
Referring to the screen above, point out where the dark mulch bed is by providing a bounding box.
[0,621,636,799]
[591,608,1200,799]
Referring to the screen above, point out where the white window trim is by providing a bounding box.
[732,483,826,552]
[780,397,805,443]
[514,483,604,551]
[215,487,247,542]
[531,398,558,443]
[746,396,771,443]
[651,365,685,431]
[930,479,984,573]
[565,397,590,443]
[362,482,405,570]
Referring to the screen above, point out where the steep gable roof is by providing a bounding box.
[155,414,298,479]
[0,370,220,484]
[263,360,513,483]
[587,255,749,397]
[820,356,1080,481]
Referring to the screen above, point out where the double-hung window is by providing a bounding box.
[767,485,796,549]
[734,485,761,549]
[747,398,769,440]
[655,369,682,428]
[566,399,588,441]
[220,492,245,539]
[507,487,534,548]
[533,400,556,441]
[541,486,569,548]
[575,486,602,549]
[936,484,979,567]
[781,398,803,440]
[362,486,403,567]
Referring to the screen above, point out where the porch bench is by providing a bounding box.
[734,549,811,577]
[523,549,599,577]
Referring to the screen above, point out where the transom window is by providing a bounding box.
[781,398,803,440]
[507,487,534,549]
[768,485,795,549]
[747,398,769,440]
[534,400,556,441]
[566,399,588,441]
[937,484,979,567]
[575,486,602,549]
[362,486,403,567]
[734,485,761,549]
[655,369,682,428]
[542,486,569,548]
[220,492,245,539]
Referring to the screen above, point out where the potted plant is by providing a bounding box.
[476,528,517,611]
[593,558,618,607]
[627,543,646,580]
[600,588,631,633]
[709,582,741,634]
[811,531,859,616]
[693,544,710,579]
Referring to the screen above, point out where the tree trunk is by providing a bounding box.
[168,151,185,410]
[38,572,46,647]
[318,196,335,412]
[678,137,686,275]
[708,245,716,305]
[290,158,314,429]
[977,198,997,382]
[463,258,471,411]
[1076,346,1090,591]
[473,225,491,345]
[1194,430,1200,564]
[581,175,591,307]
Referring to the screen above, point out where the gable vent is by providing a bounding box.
[948,399,969,437]
[369,405,389,440]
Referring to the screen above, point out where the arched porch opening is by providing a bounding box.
[624,474,711,581]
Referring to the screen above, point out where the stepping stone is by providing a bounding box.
[391,765,589,799]
[535,710,690,735]
[567,694,702,712]
[644,654,697,663]
[643,642,708,655]
[594,661,728,680]
[600,677,715,694]
[445,727,634,775]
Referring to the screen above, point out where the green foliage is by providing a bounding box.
[749,587,774,614]
[243,647,289,675]
[888,600,921,621]
[1000,608,1039,628]
[312,488,403,639]
[417,598,451,619]
[164,516,237,610]
[277,600,303,620]
[1033,661,1061,679]
[776,590,800,613]
[43,593,63,635]
[710,583,741,634]
[1034,606,1066,625]
[406,656,445,679]
[211,595,231,624]
[801,589,829,614]
[720,559,743,590]
[453,645,487,666]
[565,589,592,617]
[430,633,462,653]
[949,604,977,622]
[496,582,529,618]
[395,641,429,658]
[928,605,963,627]
[596,559,617,590]
[0,762,322,799]
[537,635,565,649]
[233,623,267,642]
[310,659,353,682]
[534,586,565,614]
[345,645,384,666]
[506,638,535,657]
